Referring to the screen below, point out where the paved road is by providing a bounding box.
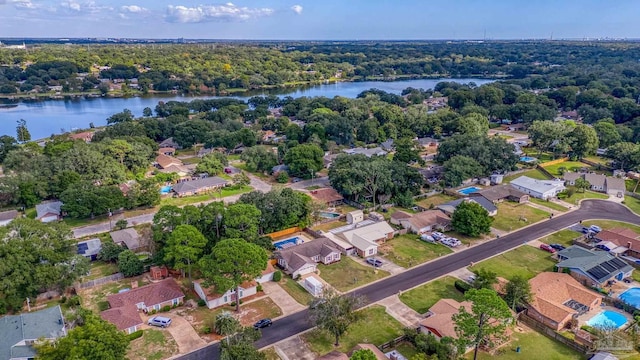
[287,176,330,191]
[177,200,640,360]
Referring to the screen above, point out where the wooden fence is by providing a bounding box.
[518,313,591,354]
[539,157,570,167]
[76,273,124,291]
[378,335,409,351]
[266,227,301,240]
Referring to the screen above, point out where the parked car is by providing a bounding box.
[440,237,461,247]
[366,258,383,267]
[431,232,445,240]
[148,316,172,328]
[224,167,232,174]
[292,177,302,183]
[539,244,556,253]
[467,274,477,283]
[549,243,566,251]
[589,225,602,233]
[624,277,633,284]
[420,234,435,243]
[253,318,272,329]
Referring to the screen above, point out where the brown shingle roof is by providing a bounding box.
[596,228,640,251]
[100,305,143,331]
[528,272,602,323]
[310,188,344,204]
[475,185,528,202]
[106,278,184,310]
[406,210,451,230]
[419,298,473,338]
[155,154,183,169]
[390,210,412,221]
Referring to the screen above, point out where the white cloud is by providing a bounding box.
[166,3,274,23]
[121,5,147,13]
[58,0,111,14]
[13,0,37,9]
[291,4,302,15]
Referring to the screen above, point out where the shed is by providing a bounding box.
[150,265,169,280]
[303,276,324,296]
[347,210,364,224]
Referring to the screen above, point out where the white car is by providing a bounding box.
[589,225,602,233]
[431,232,445,240]
[420,234,435,243]
[441,237,462,247]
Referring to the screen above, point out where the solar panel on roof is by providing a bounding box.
[587,266,608,280]
[611,258,628,268]
[601,262,617,272]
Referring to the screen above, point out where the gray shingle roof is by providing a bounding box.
[0,305,66,360]
[439,197,497,214]
[275,238,340,273]
[510,176,565,195]
[36,201,62,219]
[474,185,528,202]
[172,176,228,195]
[109,228,141,250]
[584,173,606,188]
[0,210,18,222]
[557,247,633,284]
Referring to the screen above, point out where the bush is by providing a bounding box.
[257,284,263,292]
[161,305,171,312]
[581,325,597,335]
[97,301,110,311]
[229,302,236,307]
[197,299,206,307]
[59,296,67,304]
[202,326,212,334]
[273,270,282,282]
[126,330,144,341]
[68,296,81,307]
[276,172,289,183]
[454,280,471,293]
[149,309,157,315]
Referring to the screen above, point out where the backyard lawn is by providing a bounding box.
[312,220,347,233]
[503,169,549,183]
[542,161,592,177]
[379,234,452,268]
[528,198,568,212]
[416,194,457,209]
[492,202,550,232]
[539,229,580,247]
[626,179,640,193]
[470,245,556,280]
[469,329,583,360]
[278,277,314,306]
[80,261,119,282]
[318,257,390,292]
[303,306,404,355]
[623,196,640,216]
[399,276,465,314]
[561,189,609,205]
[127,329,179,360]
[159,186,251,207]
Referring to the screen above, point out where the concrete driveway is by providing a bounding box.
[377,295,423,327]
[351,255,406,275]
[262,281,306,315]
[164,313,206,354]
[274,336,316,360]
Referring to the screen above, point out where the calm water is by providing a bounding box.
[0,78,493,139]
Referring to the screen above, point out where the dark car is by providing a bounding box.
[366,258,383,267]
[539,244,556,253]
[549,243,566,251]
[253,318,272,329]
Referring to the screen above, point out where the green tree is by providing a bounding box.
[143,107,153,117]
[60,183,126,219]
[472,269,498,290]
[309,289,365,346]
[606,142,640,170]
[114,219,128,230]
[214,311,241,343]
[443,156,483,188]
[164,224,207,281]
[393,137,422,164]
[232,172,251,187]
[594,120,622,149]
[98,241,124,263]
[223,203,261,241]
[199,239,268,312]
[527,120,572,156]
[117,249,143,277]
[220,327,265,360]
[453,288,513,360]
[350,349,377,360]
[107,109,134,124]
[574,177,591,193]
[504,275,532,311]
[283,143,324,178]
[240,146,278,174]
[196,153,224,175]
[451,200,493,237]
[16,119,31,143]
[35,310,128,360]
[0,135,18,163]
[569,124,599,159]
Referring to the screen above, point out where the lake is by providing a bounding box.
[0,78,494,139]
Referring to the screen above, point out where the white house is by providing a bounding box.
[193,280,258,309]
[349,234,378,257]
[36,200,63,222]
[346,210,364,224]
[339,221,394,244]
[510,176,566,200]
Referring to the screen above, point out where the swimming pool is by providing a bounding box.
[273,237,302,250]
[317,211,341,219]
[619,287,640,308]
[160,185,172,194]
[458,186,481,195]
[586,310,628,329]
[520,156,538,163]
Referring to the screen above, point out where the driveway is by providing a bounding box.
[351,255,406,276]
[287,176,330,191]
[247,173,272,193]
[262,281,306,315]
[377,295,423,327]
[273,336,316,360]
[163,313,206,354]
[72,212,155,238]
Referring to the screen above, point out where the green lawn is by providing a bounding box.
[561,189,609,205]
[470,245,556,280]
[542,161,591,177]
[416,194,457,209]
[180,157,201,164]
[492,202,550,232]
[539,229,580,247]
[318,257,390,292]
[584,156,611,166]
[626,179,640,193]
[522,148,554,162]
[503,169,550,183]
[303,306,404,355]
[399,276,465,314]
[160,186,251,207]
[583,220,640,234]
[623,196,640,216]
[390,343,419,359]
[262,347,281,360]
[469,330,583,360]
[80,261,119,281]
[528,198,568,212]
[127,329,179,360]
[379,234,452,268]
[278,277,314,306]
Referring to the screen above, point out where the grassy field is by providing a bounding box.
[237,298,283,326]
[262,347,281,360]
[416,194,457,209]
[399,276,465,314]
[379,234,452,268]
[583,220,640,234]
[278,277,314,306]
[127,329,179,360]
[503,169,550,183]
[390,343,420,359]
[318,257,390,292]
[303,306,405,355]
[562,189,609,205]
[160,186,251,207]
[492,202,550,232]
[528,198,568,212]
[542,161,592,177]
[469,329,583,360]
[80,261,119,281]
[539,229,580,247]
[623,196,640,216]
[584,155,611,166]
[312,220,347,233]
[470,245,556,280]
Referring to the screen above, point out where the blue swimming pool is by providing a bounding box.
[273,237,302,250]
[520,156,538,163]
[458,186,481,195]
[317,211,341,219]
[160,185,172,194]
[619,287,640,308]
[586,310,628,329]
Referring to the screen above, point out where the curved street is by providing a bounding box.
[179,200,640,360]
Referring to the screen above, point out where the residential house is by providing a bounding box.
[309,188,344,207]
[507,123,526,131]
[158,147,176,156]
[109,228,142,251]
[159,137,181,149]
[77,238,102,261]
[416,137,439,149]
[438,197,498,216]
[0,209,18,226]
[584,173,606,192]
[398,210,451,234]
[556,246,633,286]
[604,177,626,197]
[510,176,566,200]
[594,228,640,258]
[274,238,341,278]
[262,130,276,142]
[419,165,445,181]
[527,272,603,331]
[322,232,355,255]
[424,96,448,109]
[101,278,184,333]
[390,210,413,225]
[155,154,183,170]
[561,110,579,120]
[0,305,67,360]
[193,280,258,309]
[563,172,583,186]
[343,147,387,157]
[380,139,394,152]
[347,234,379,257]
[564,172,625,197]
[171,176,228,197]
[419,299,473,339]
[339,221,395,244]
[36,200,63,223]
[471,185,529,204]
[197,147,213,158]
[69,131,94,143]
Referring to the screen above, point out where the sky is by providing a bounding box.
[0,0,639,40]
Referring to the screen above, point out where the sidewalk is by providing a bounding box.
[262,281,306,316]
[377,295,423,327]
